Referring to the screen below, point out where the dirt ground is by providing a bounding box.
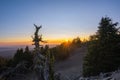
[54,46,87,78]
[0,46,87,80]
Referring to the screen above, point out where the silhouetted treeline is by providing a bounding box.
[0,56,9,73]
[50,37,82,61]
[0,46,33,69]
[0,45,55,80]
[83,17,120,77]
[0,37,82,68]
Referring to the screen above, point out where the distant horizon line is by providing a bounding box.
[0,37,89,47]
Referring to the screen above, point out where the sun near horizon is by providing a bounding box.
[0,0,120,47]
[0,36,89,47]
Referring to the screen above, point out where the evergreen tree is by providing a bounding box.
[32,24,55,80]
[24,46,29,53]
[72,37,81,47]
[45,46,55,80]
[83,17,120,76]
[24,46,33,67]
[13,47,33,67]
[13,48,24,65]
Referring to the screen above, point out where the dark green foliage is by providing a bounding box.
[13,48,23,65]
[50,37,82,61]
[41,45,55,80]
[50,42,70,61]
[0,56,7,67]
[72,37,82,47]
[12,46,33,67]
[49,54,55,80]
[83,17,120,77]
[47,48,55,80]
[0,56,8,71]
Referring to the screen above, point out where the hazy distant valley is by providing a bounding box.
[0,44,58,58]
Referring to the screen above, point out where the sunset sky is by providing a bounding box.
[0,0,120,46]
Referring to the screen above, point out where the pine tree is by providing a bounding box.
[32,24,55,80]
[83,17,120,77]
[13,48,24,65]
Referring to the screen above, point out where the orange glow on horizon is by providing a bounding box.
[0,36,89,46]
[0,41,31,46]
[0,39,66,46]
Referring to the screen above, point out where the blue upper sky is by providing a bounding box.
[0,0,120,43]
